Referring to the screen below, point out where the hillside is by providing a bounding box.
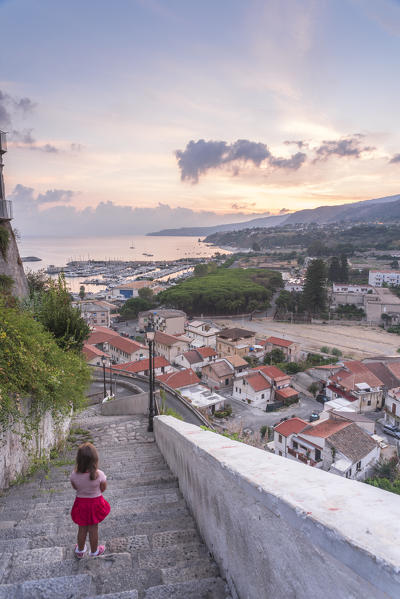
[147,214,287,236]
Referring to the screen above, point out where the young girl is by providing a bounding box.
[70,442,110,559]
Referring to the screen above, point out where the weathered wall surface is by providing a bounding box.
[0,407,71,490]
[101,392,149,416]
[0,220,28,298]
[154,416,400,599]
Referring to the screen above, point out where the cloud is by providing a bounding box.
[36,189,75,204]
[314,135,375,160]
[269,152,307,170]
[9,185,273,237]
[176,138,310,183]
[284,140,307,149]
[231,201,258,210]
[389,153,400,164]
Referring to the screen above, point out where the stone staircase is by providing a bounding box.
[0,406,232,599]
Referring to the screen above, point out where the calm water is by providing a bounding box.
[18,235,230,293]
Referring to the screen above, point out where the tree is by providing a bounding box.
[37,274,90,352]
[328,257,341,282]
[26,269,50,297]
[302,259,327,315]
[138,286,154,301]
[391,259,399,269]
[340,254,349,282]
[79,285,86,300]
[264,348,285,364]
[252,241,261,252]
[119,297,152,319]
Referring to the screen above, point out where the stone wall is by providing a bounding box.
[154,416,400,599]
[0,220,28,298]
[0,404,71,490]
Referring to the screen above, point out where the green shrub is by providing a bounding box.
[0,225,10,260]
[331,347,342,357]
[0,300,91,431]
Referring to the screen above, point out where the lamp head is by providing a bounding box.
[146,313,155,342]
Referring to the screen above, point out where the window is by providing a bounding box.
[367,400,371,406]
[225,378,229,385]
[392,403,397,415]
[278,434,282,443]
[346,469,352,478]
[315,448,321,461]
[356,461,361,472]
[279,451,282,456]
[261,394,264,399]
[293,441,298,449]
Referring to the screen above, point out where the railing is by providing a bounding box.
[87,363,213,429]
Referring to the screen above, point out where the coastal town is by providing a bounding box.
[78,258,400,485]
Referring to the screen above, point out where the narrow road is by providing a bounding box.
[90,373,206,427]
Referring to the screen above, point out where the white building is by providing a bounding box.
[179,384,226,413]
[274,417,380,481]
[174,347,218,371]
[185,320,220,348]
[384,387,400,428]
[368,270,400,287]
[139,309,186,336]
[105,336,148,364]
[233,371,272,408]
[332,283,372,294]
[75,300,114,327]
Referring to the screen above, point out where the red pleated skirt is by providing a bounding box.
[71,495,110,526]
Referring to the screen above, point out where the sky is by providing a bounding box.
[1,0,400,236]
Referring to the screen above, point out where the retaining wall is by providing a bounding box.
[154,415,400,599]
[0,404,70,490]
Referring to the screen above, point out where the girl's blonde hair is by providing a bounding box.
[75,442,99,480]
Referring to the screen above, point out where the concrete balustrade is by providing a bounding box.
[154,415,400,599]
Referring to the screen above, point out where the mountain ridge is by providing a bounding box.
[147,193,400,236]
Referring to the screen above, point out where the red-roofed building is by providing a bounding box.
[105,335,148,364]
[275,387,299,402]
[174,347,218,371]
[154,331,190,363]
[255,365,291,388]
[87,326,120,349]
[274,418,308,457]
[233,371,272,407]
[157,368,200,390]
[113,356,173,377]
[265,336,300,362]
[326,360,384,412]
[82,344,109,366]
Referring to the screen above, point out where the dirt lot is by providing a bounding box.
[216,318,400,359]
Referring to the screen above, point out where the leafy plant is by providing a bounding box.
[0,225,10,260]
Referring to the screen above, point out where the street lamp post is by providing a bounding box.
[101,355,107,398]
[109,359,113,397]
[146,316,156,432]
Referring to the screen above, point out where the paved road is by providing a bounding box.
[89,371,206,427]
[218,390,323,433]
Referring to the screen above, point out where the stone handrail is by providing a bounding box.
[154,415,400,599]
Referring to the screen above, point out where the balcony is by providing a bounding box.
[155,416,400,598]
[0,131,7,153]
[0,200,12,220]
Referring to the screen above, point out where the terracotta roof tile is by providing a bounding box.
[266,336,295,348]
[274,417,308,437]
[256,365,288,381]
[108,336,147,354]
[196,346,217,358]
[301,420,350,439]
[82,344,109,361]
[245,373,271,392]
[113,356,170,373]
[155,331,187,346]
[275,387,298,399]
[327,423,378,463]
[157,368,200,389]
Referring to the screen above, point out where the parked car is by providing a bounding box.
[383,424,400,439]
[309,412,320,422]
[316,393,329,404]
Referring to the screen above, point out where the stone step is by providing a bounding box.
[144,577,231,599]
[161,558,220,585]
[5,552,133,585]
[87,592,138,599]
[0,573,93,599]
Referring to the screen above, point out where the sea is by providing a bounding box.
[18,235,231,293]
